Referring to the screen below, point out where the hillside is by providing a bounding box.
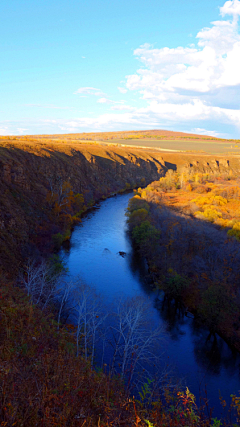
[2,133,240,425]
[10,129,237,141]
[6,129,239,155]
[0,137,164,278]
[1,134,240,279]
[126,171,240,351]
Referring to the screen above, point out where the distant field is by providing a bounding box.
[1,129,240,155]
[65,137,239,155]
[109,138,240,154]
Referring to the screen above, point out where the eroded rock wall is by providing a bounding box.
[0,143,166,277]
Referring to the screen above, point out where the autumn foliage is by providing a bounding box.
[127,170,240,350]
[2,281,240,426]
[2,135,240,425]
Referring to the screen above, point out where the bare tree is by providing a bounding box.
[20,261,169,396]
[55,278,74,329]
[72,282,107,364]
[109,296,165,392]
[19,257,63,310]
[56,284,168,392]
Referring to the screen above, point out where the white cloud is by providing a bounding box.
[97,97,126,105]
[17,128,28,134]
[3,1,240,138]
[122,0,240,134]
[190,128,222,137]
[220,0,240,17]
[110,105,135,111]
[0,127,10,135]
[74,87,104,96]
[44,111,156,131]
[0,122,29,136]
[97,97,112,104]
[43,91,240,136]
[41,98,240,132]
[118,87,127,94]
[135,100,240,126]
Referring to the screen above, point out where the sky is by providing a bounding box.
[0,0,240,138]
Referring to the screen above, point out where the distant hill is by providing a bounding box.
[7,129,234,141]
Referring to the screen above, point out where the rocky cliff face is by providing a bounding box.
[0,142,167,277]
[0,138,239,278]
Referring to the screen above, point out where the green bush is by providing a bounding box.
[132,220,160,246]
[52,232,64,249]
[159,273,189,301]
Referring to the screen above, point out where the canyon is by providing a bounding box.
[1,134,240,278]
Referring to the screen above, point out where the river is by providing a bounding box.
[60,192,240,416]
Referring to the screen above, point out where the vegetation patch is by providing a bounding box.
[2,134,240,425]
[126,170,240,349]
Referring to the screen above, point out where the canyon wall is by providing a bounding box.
[0,138,239,278]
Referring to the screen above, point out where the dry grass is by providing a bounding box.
[1,281,239,426]
[1,129,240,156]
[2,135,240,425]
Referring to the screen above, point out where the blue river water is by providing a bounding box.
[60,192,240,417]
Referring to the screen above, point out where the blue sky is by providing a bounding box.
[1,0,240,138]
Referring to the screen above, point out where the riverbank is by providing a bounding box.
[2,135,240,425]
[60,191,240,419]
[2,135,240,279]
[2,193,240,426]
[126,174,240,353]
[0,138,167,279]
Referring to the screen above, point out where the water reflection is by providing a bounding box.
[154,296,187,340]
[60,192,240,416]
[191,324,240,378]
[153,294,240,383]
[126,245,153,296]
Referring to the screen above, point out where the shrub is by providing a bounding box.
[132,220,160,247]
[127,195,150,214]
[127,208,149,228]
[52,232,64,249]
[157,273,189,301]
[195,208,222,222]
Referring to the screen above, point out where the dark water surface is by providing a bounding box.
[60,192,240,416]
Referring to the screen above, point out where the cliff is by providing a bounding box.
[1,136,240,278]
[0,139,166,277]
